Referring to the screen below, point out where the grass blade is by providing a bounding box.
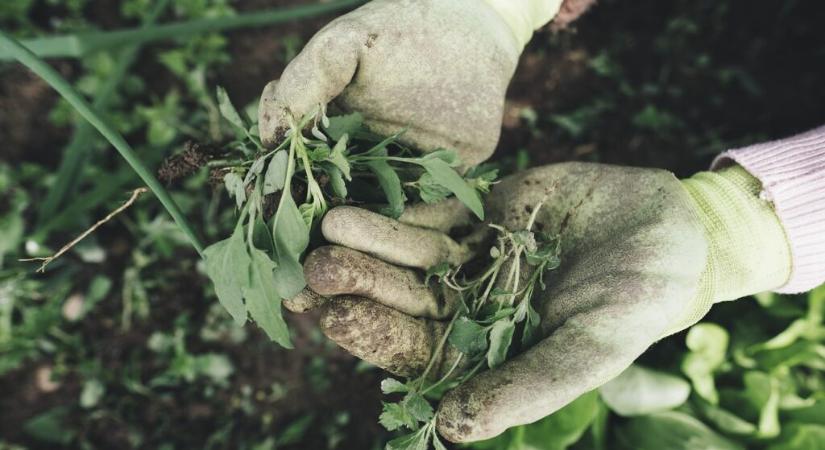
[36,0,171,226]
[0,30,205,256]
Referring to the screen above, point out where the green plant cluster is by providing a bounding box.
[378,206,562,449]
[465,286,825,450]
[205,88,496,347]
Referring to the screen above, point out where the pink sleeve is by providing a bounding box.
[712,125,825,294]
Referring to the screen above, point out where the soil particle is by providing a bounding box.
[157,141,215,184]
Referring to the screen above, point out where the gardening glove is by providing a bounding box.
[257,0,567,167]
[299,161,792,442]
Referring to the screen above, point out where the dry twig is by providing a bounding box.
[20,187,149,272]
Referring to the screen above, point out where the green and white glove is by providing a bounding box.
[293,162,792,442]
[257,0,568,167]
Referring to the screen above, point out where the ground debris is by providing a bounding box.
[158,141,216,184]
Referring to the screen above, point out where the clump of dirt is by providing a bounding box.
[157,141,216,184]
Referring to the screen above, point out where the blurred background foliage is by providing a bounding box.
[1,0,824,449]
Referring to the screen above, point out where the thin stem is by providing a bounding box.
[419,311,460,385]
[0,31,205,256]
[422,354,463,396]
[20,188,148,272]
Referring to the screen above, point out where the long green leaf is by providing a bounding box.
[0,30,205,256]
[36,0,170,226]
[419,158,484,220]
[203,227,250,325]
[244,248,292,347]
[365,157,405,218]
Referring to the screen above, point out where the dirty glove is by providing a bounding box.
[297,162,792,442]
[257,0,566,167]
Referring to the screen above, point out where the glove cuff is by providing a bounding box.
[682,165,792,310]
[480,0,564,49]
[712,125,825,293]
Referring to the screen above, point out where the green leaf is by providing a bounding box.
[386,427,430,450]
[616,411,744,450]
[263,150,288,195]
[273,191,309,259]
[419,158,484,220]
[252,216,276,256]
[767,424,825,450]
[469,391,600,450]
[487,319,515,368]
[417,172,452,204]
[203,227,250,325]
[743,371,780,438]
[422,148,461,166]
[324,112,363,141]
[695,401,757,435]
[216,85,245,130]
[526,243,561,268]
[306,143,330,161]
[324,163,348,198]
[432,434,448,450]
[79,379,105,409]
[223,172,247,209]
[366,156,406,219]
[272,251,306,302]
[521,302,542,347]
[270,192,307,300]
[424,262,451,284]
[478,303,516,323]
[243,248,292,348]
[682,322,729,404]
[329,134,352,180]
[449,317,489,356]
[599,364,690,416]
[403,392,434,423]
[246,156,266,184]
[381,378,409,394]
[23,407,75,445]
[379,402,415,431]
[465,164,499,193]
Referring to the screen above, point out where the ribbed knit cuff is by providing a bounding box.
[712,125,825,294]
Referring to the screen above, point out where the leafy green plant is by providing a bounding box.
[204,87,496,347]
[377,200,562,449]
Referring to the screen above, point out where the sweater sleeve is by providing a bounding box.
[712,125,825,294]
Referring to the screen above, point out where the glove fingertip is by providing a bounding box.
[436,387,495,443]
[258,79,288,148]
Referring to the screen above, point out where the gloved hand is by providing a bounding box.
[257,0,565,167]
[293,162,792,442]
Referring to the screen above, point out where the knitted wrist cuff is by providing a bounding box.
[712,125,825,294]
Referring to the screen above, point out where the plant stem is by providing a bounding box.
[418,311,460,384]
[0,31,205,256]
[0,0,366,60]
[271,135,298,234]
